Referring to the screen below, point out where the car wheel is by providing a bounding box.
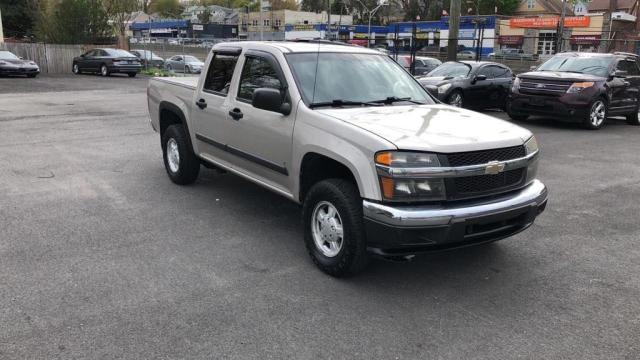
[166,64,172,71]
[100,64,109,77]
[185,66,191,74]
[625,105,640,126]
[72,63,81,75]
[302,179,369,277]
[583,98,607,130]
[161,124,200,185]
[27,74,37,78]
[447,90,463,108]
[127,73,137,78]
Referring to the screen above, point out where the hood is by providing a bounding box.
[519,71,604,82]
[316,104,531,153]
[418,76,462,86]
[0,59,35,66]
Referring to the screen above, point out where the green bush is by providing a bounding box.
[141,67,172,77]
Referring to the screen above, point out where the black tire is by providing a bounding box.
[127,72,137,78]
[185,66,191,74]
[506,101,529,121]
[447,90,463,108]
[72,63,81,75]
[302,179,369,277]
[100,64,109,77]
[161,124,200,185]
[27,74,37,78]
[582,98,607,130]
[626,106,640,126]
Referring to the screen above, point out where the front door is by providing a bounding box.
[225,51,295,189]
[465,65,494,107]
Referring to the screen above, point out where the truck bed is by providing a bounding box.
[147,76,199,133]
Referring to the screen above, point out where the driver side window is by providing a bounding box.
[237,56,284,101]
[617,60,640,76]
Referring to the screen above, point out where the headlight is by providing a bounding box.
[437,83,452,94]
[511,77,521,92]
[567,81,594,93]
[375,151,446,201]
[524,135,539,155]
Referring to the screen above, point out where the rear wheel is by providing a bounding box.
[100,64,109,77]
[626,105,640,126]
[72,63,81,75]
[302,179,369,277]
[583,98,607,130]
[161,124,200,185]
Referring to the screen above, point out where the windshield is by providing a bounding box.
[427,62,471,77]
[287,53,432,106]
[105,49,136,57]
[538,56,612,76]
[0,51,19,60]
[184,56,201,63]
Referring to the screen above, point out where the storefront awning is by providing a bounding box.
[498,35,524,45]
[570,35,601,45]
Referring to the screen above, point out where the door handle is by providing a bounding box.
[196,98,207,109]
[229,108,243,120]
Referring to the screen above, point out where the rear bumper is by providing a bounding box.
[109,65,142,73]
[362,179,548,256]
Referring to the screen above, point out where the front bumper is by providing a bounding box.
[362,179,548,256]
[0,66,40,76]
[508,91,593,121]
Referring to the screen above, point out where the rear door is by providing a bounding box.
[79,50,97,71]
[191,49,241,162]
[616,59,640,110]
[224,50,295,188]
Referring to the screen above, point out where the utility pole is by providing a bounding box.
[448,0,461,61]
[357,0,388,48]
[327,0,331,40]
[259,0,264,41]
[0,7,4,43]
[557,0,567,52]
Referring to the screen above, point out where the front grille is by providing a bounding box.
[446,146,525,167]
[519,78,572,97]
[453,168,525,195]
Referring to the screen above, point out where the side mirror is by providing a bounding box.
[252,88,290,115]
[19,56,24,60]
[529,65,537,71]
[474,74,487,83]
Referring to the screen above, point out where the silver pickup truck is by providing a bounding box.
[147,41,548,276]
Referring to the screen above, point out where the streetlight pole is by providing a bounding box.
[557,0,567,53]
[357,0,388,48]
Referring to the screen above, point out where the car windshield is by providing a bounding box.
[184,56,201,63]
[538,56,612,76]
[105,49,135,57]
[287,52,432,106]
[427,62,471,77]
[0,51,19,60]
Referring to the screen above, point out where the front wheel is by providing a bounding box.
[626,106,640,126]
[161,124,200,185]
[447,90,463,108]
[302,179,369,277]
[72,63,81,75]
[127,72,137,78]
[583,98,607,130]
[185,66,191,74]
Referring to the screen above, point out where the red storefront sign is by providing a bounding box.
[509,16,590,28]
[498,35,524,45]
[570,35,601,45]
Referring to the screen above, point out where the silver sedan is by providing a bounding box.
[164,55,204,74]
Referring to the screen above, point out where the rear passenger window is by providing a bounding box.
[237,56,283,101]
[617,60,640,76]
[203,53,240,95]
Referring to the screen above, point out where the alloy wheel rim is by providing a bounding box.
[311,201,344,258]
[166,138,180,173]
[73,64,78,73]
[449,93,462,107]
[101,66,107,76]
[590,101,605,127]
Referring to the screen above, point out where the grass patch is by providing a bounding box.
[141,67,172,77]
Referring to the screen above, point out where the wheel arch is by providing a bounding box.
[159,101,194,150]
[298,152,363,203]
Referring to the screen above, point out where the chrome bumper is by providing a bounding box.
[363,179,548,227]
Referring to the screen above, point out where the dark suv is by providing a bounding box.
[507,52,640,129]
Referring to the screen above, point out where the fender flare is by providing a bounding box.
[159,101,194,150]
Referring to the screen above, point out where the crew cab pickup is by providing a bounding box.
[147,41,548,276]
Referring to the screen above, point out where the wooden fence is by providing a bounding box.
[0,43,113,74]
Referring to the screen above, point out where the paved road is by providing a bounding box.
[1,75,639,359]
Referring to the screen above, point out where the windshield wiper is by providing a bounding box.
[308,99,382,108]
[372,96,425,105]
[562,70,584,74]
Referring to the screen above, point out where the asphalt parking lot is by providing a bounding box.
[1,74,639,359]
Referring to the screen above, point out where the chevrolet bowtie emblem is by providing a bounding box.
[485,161,506,175]
[536,83,545,88]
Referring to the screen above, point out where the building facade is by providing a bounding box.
[239,10,353,41]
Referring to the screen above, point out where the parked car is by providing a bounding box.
[417,61,513,109]
[507,52,640,129]
[0,50,40,77]
[164,55,204,74]
[395,55,442,75]
[129,50,164,68]
[457,50,476,60]
[488,48,538,61]
[147,42,547,276]
[72,48,142,77]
